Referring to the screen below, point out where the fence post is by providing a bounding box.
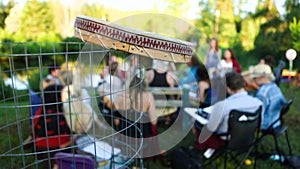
[181,85,191,131]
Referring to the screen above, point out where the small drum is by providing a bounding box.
[74,15,194,63]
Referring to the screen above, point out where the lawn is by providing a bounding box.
[0,83,299,169]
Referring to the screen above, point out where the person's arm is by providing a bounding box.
[147,70,154,85]
[198,81,209,102]
[147,92,158,126]
[166,72,176,87]
[217,49,222,61]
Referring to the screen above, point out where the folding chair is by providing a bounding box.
[260,99,293,161]
[55,152,96,169]
[205,106,262,169]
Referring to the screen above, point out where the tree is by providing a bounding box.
[4,3,21,35]
[289,17,300,51]
[49,0,85,38]
[81,3,106,20]
[163,0,189,17]
[194,0,216,40]
[251,0,286,62]
[19,0,57,41]
[0,0,14,29]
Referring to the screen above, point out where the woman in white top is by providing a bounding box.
[219,48,242,77]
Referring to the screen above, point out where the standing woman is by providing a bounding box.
[204,38,221,77]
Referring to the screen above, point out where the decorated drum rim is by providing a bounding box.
[74,15,194,56]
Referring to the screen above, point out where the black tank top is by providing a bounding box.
[149,69,170,87]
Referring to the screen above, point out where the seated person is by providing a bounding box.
[218,48,242,75]
[179,55,201,87]
[189,72,262,150]
[242,55,275,91]
[250,64,286,130]
[61,68,107,134]
[32,84,74,163]
[190,63,212,108]
[147,59,178,124]
[42,62,63,88]
[113,74,157,138]
[98,61,123,110]
[113,72,159,158]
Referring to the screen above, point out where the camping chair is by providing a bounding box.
[205,106,262,169]
[260,99,293,162]
[55,152,96,169]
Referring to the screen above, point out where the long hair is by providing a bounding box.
[189,54,201,67]
[226,48,237,61]
[196,63,210,85]
[129,72,148,106]
[209,38,219,52]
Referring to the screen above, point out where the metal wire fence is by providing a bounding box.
[0,42,145,169]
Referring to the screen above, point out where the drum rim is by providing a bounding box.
[74,15,194,57]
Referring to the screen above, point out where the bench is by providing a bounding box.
[147,86,190,109]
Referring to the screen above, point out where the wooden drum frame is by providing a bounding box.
[74,15,194,63]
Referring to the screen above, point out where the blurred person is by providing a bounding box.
[179,54,201,85]
[33,84,74,164]
[60,66,108,134]
[218,48,242,74]
[123,54,140,81]
[186,72,262,150]
[259,55,275,69]
[147,59,178,125]
[113,74,158,138]
[250,64,286,130]
[98,61,124,108]
[147,59,177,89]
[194,63,212,108]
[243,55,276,91]
[41,62,63,90]
[113,72,159,159]
[204,38,221,78]
[101,55,119,79]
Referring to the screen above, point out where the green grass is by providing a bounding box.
[0,84,299,168]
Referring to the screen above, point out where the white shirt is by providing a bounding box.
[98,75,123,103]
[206,91,263,136]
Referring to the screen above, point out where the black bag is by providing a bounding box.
[170,147,203,169]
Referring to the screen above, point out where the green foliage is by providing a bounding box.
[289,17,300,50]
[0,75,13,101]
[28,68,48,92]
[81,3,105,19]
[0,1,14,29]
[194,8,214,40]
[163,0,189,16]
[0,42,64,72]
[19,0,57,41]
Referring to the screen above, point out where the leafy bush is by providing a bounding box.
[0,76,13,101]
[28,68,48,92]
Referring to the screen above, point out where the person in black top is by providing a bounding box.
[147,59,178,125]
